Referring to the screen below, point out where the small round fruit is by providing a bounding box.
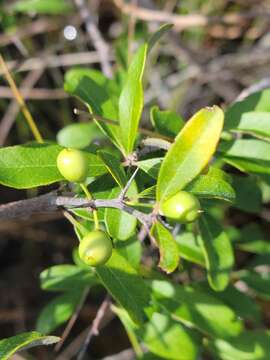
[57,148,88,183]
[78,230,112,266]
[160,191,201,223]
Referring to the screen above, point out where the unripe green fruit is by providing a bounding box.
[78,230,112,266]
[160,191,201,223]
[57,148,88,183]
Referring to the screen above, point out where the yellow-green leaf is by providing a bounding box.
[157,106,224,202]
[119,44,148,154]
[151,222,180,273]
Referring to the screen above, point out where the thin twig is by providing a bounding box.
[0,55,43,143]
[74,109,173,141]
[0,86,67,100]
[1,51,111,76]
[0,68,44,145]
[118,167,139,201]
[127,0,137,65]
[77,295,111,360]
[0,192,153,227]
[0,18,64,47]
[102,348,135,360]
[113,0,270,30]
[55,287,90,352]
[74,0,113,78]
[235,75,270,102]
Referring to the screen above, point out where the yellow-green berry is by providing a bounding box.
[160,191,201,223]
[57,148,88,183]
[78,230,112,266]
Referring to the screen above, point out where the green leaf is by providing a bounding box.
[175,232,205,266]
[140,312,201,360]
[12,0,72,14]
[0,332,59,360]
[151,222,180,273]
[40,264,97,292]
[148,24,173,52]
[150,106,184,138]
[225,88,270,131]
[112,305,143,357]
[231,175,262,213]
[137,158,163,179]
[114,306,201,360]
[95,249,151,324]
[239,270,270,301]
[151,280,243,338]
[105,186,137,241]
[220,139,270,174]
[185,167,235,202]
[198,214,234,291]
[210,330,270,360]
[119,44,148,154]
[36,291,83,334]
[135,185,156,200]
[98,150,127,188]
[234,223,270,254]
[228,112,270,140]
[157,106,224,202]
[57,122,103,149]
[219,139,270,162]
[0,142,107,189]
[195,282,261,324]
[115,236,142,270]
[64,68,122,150]
[0,142,62,188]
[222,156,270,175]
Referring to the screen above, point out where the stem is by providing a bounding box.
[0,54,43,143]
[63,210,87,235]
[74,109,173,142]
[80,183,99,230]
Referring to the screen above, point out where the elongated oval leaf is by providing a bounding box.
[231,175,262,213]
[148,24,173,52]
[140,312,201,360]
[40,264,97,292]
[0,332,59,360]
[219,139,270,162]
[175,232,205,267]
[151,222,180,273]
[157,106,224,202]
[98,150,127,188]
[196,282,262,324]
[105,186,137,241]
[0,142,107,189]
[95,249,151,324]
[137,158,163,179]
[210,330,270,360]
[114,306,201,360]
[224,88,270,131]
[185,167,235,202]
[228,112,270,140]
[119,44,148,154]
[36,291,83,334]
[12,0,72,14]
[198,214,234,291]
[151,280,243,338]
[150,106,184,138]
[57,122,103,149]
[64,68,123,150]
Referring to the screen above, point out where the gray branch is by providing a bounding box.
[0,192,152,228]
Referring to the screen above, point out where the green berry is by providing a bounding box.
[160,191,201,223]
[78,230,112,266]
[57,148,88,183]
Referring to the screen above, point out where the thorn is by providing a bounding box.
[119,167,139,201]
